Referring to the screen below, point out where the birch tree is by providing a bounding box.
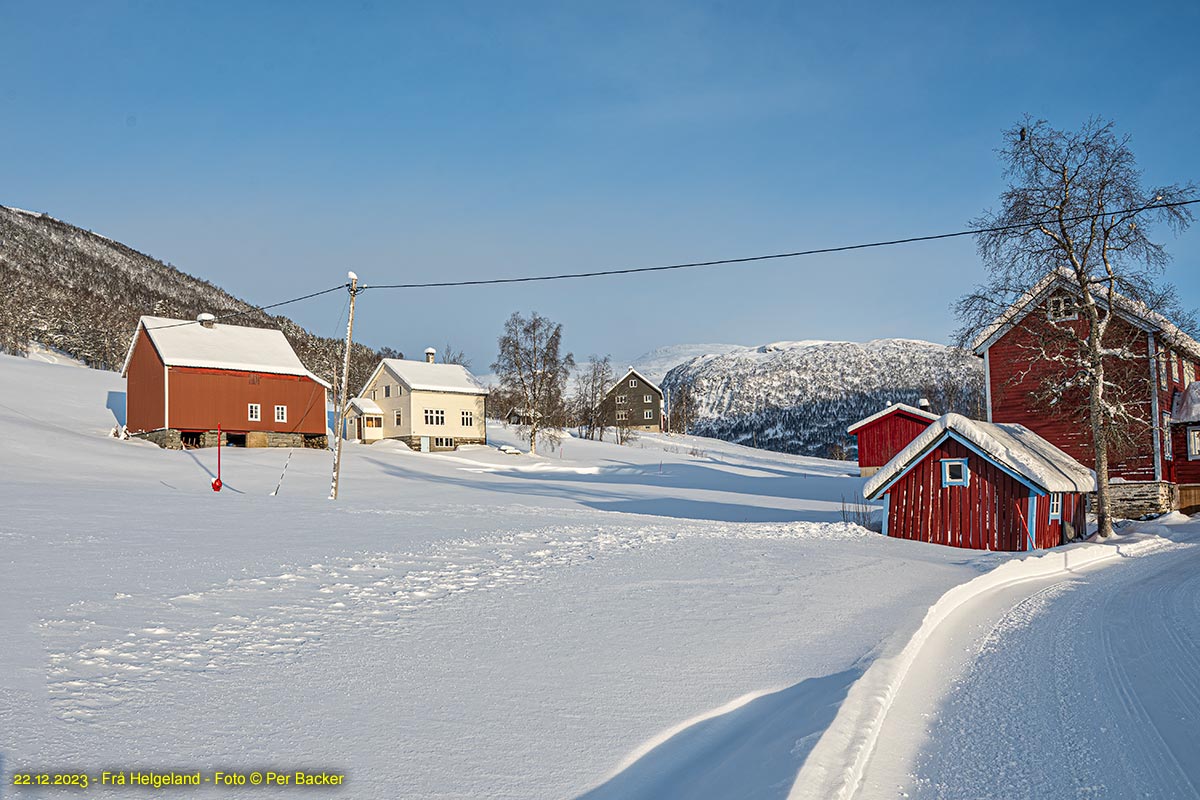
[956,117,1195,537]
[492,311,575,455]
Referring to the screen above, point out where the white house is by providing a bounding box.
[347,348,487,451]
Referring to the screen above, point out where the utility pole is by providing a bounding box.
[329,271,359,500]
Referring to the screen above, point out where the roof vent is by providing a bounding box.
[917,398,931,410]
[197,313,216,329]
[424,347,436,364]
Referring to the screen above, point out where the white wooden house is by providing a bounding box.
[347,349,487,451]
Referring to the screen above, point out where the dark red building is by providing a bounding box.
[847,402,938,477]
[973,270,1200,517]
[864,413,1094,551]
[122,314,330,449]
[1171,383,1200,514]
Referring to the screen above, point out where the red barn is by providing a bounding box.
[847,402,938,476]
[121,314,330,449]
[864,413,1095,551]
[1171,382,1200,514]
[974,269,1200,517]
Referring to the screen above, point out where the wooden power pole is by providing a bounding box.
[329,271,360,500]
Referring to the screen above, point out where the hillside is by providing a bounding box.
[662,338,985,457]
[627,343,744,383]
[0,204,380,390]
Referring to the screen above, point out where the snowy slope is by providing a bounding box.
[626,343,744,383]
[0,353,1004,799]
[663,338,984,457]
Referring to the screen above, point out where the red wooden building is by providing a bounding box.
[864,413,1095,551]
[973,269,1200,517]
[1171,382,1200,514]
[847,402,938,477]
[121,314,330,449]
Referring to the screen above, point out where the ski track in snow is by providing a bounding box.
[42,518,869,725]
[908,539,1200,800]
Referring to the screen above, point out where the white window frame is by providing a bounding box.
[1047,295,1077,323]
[461,410,474,427]
[1049,493,1062,520]
[394,410,403,426]
[274,405,287,423]
[384,384,391,398]
[643,409,653,420]
[1170,353,1180,384]
[424,409,446,426]
[643,394,653,404]
[940,458,969,487]
[1188,426,1200,460]
[616,395,627,404]
[248,403,261,422]
[629,378,638,387]
[433,436,454,448]
[615,409,629,421]
[1164,412,1173,461]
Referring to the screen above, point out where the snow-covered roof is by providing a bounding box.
[122,316,331,388]
[846,402,938,435]
[366,358,487,396]
[972,268,1200,361]
[348,397,384,416]
[1172,382,1200,423]
[864,413,1095,498]
[614,367,662,396]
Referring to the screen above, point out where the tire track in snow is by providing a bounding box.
[41,520,869,724]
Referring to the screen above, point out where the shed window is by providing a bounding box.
[248,403,261,422]
[461,410,474,427]
[394,410,402,426]
[1047,295,1077,322]
[1049,493,1062,520]
[1189,426,1200,460]
[1164,412,1173,461]
[424,409,445,425]
[274,405,287,423]
[941,458,969,487]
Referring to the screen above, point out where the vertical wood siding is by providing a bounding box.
[167,368,327,434]
[125,328,166,433]
[854,411,936,468]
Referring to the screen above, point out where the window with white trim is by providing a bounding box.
[643,409,653,420]
[384,384,391,398]
[1164,412,1173,461]
[616,410,629,421]
[394,410,403,426]
[616,395,627,404]
[274,405,287,423]
[629,378,638,387]
[1170,352,1180,384]
[461,410,474,427]
[1049,493,1062,520]
[1159,350,1169,390]
[434,437,454,448]
[424,409,445,425]
[1189,426,1200,460]
[643,394,653,403]
[248,403,261,422]
[941,458,969,487]
[1047,295,1077,322]
[364,416,382,428]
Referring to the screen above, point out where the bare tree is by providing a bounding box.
[441,343,471,368]
[956,117,1196,537]
[667,381,698,434]
[492,311,575,455]
[571,354,613,440]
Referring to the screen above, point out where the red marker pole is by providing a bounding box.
[212,423,223,492]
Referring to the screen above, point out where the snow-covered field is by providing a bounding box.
[1,353,1196,799]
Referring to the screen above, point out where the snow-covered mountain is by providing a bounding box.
[626,343,744,383]
[662,338,984,457]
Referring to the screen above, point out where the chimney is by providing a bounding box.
[197,313,216,329]
[917,397,931,411]
[424,347,436,364]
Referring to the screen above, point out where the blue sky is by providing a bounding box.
[3,0,1197,368]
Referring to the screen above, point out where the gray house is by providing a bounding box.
[603,368,664,432]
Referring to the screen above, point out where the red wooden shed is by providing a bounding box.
[121,314,331,449]
[847,403,938,477]
[1171,382,1200,514]
[864,413,1095,551]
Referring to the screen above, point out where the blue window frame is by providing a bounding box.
[1049,493,1062,520]
[940,458,969,487]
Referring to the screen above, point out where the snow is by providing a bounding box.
[373,357,487,395]
[347,396,383,415]
[864,413,1096,497]
[120,316,331,387]
[845,402,937,435]
[627,343,743,383]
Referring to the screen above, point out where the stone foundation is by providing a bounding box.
[133,429,326,450]
[1106,481,1179,518]
[133,428,183,450]
[387,435,487,452]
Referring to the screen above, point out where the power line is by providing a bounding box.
[360,199,1200,291]
[139,284,349,333]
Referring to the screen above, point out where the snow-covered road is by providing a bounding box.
[897,531,1200,799]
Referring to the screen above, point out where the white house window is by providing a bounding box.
[1049,493,1062,520]
[643,394,653,403]
[461,410,474,427]
[1047,295,1077,322]
[364,416,382,428]
[424,409,446,425]
[1170,354,1180,384]
[1164,412,1173,461]
[616,395,628,404]
[629,379,638,387]
[384,384,391,398]
[941,458,969,487]
[274,405,287,423]
[1188,426,1200,460]
[370,389,377,400]
[643,409,653,420]
[1159,351,1169,390]
[248,403,261,422]
[616,410,629,421]
[434,437,455,448]
[394,410,403,426]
